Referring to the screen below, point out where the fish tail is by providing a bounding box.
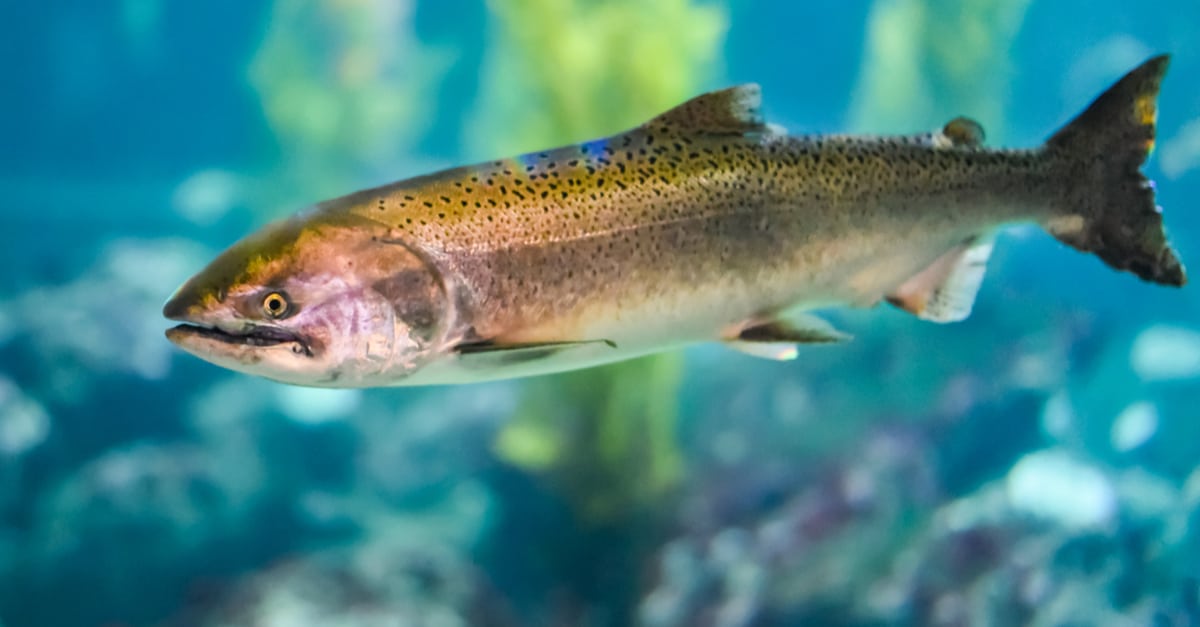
[1043,54,1185,286]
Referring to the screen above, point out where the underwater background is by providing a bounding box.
[3,0,1200,625]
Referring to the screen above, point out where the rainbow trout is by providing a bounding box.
[164,56,1184,387]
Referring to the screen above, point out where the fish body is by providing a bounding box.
[164,56,1184,387]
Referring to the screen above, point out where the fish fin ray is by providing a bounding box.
[723,313,851,361]
[644,84,768,136]
[887,238,993,323]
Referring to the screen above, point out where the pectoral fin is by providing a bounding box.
[453,338,618,369]
[723,312,851,361]
[887,238,994,323]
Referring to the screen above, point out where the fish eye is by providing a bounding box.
[261,291,292,319]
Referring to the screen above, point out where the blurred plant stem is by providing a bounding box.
[472,0,726,528]
[478,0,726,528]
[850,0,1033,139]
[470,4,727,621]
[495,354,686,522]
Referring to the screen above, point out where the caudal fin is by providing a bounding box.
[1044,54,1185,286]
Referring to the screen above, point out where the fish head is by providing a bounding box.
[163,212,450,386]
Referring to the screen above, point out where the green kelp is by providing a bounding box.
[469,0,728,157]
[495,355,686,521]
[249,0,453,210]
[850,0,1033,137]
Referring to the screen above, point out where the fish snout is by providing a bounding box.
[162,278,222,323]
[162,288,192,321]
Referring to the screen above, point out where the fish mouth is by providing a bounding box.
[166,323,313,356]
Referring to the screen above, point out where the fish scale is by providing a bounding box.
[347,124,1036,347]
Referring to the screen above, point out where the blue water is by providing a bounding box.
[2,1,1199,625]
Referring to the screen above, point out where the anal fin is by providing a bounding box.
[724,312,851,361]
[887,238,994,323]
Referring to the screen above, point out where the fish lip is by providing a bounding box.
[166,323,313,356]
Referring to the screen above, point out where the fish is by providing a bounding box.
[164,55,1184,387]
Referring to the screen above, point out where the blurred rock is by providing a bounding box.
[274,386,362,425]
[641,415,1200,626]
[170,496,507,627]
[171,169,242,226]
[3,238,211,386]
[1040,390,1076,441]
[5,441,270,625]
[357,385,516,507]
[934,389,1044,497]
[31,443,256,566]
[1006,449,1115,530]
[0,377,50,458]
[642,424,941,627]
[1131,325,1200,381]
[0,376,52,522]
[170,538,489,627]
[1160,117,1200,179]
[1111,401,1158,453]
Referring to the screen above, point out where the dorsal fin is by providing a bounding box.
[643,84,768,135]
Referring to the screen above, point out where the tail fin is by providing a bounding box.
[1044,54,1185,286]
